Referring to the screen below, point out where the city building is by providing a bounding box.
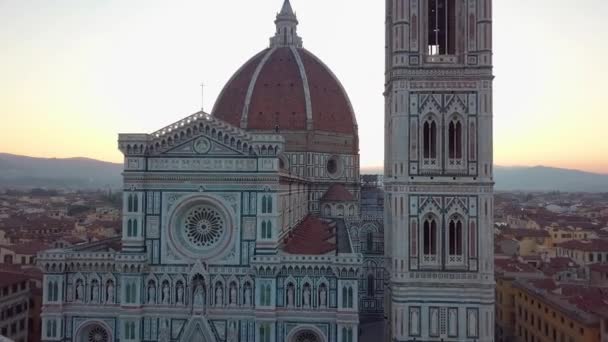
[494,258,544,342]
[512,279,608,342]
[557,239,608,266]
[0,271,31,342]
[384,0,495,340]
[35,1,387,342]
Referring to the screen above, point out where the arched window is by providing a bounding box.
[366,232,374,252]
[265,285,271,306]
[261,221,267,239]
[132,219,138,237]
[423,119,437,159]
[261,196,267,214]
[127,220,133,237]
[449,218,464,256]
[367,274,375,296]
[448,119,463,159]
[347,287,353,308]
[342,286,348,308]
[267,196,273,213]
[423,217,437,255]
[133,194,138,212]
[127,194,133,212]
[266,221,272,239]
[342,327,348,342]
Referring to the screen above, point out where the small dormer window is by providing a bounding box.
[428,0,456,55]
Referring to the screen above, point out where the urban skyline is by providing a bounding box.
[1,0,607,173]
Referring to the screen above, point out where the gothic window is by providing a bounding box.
[448,118,463,159]
[448,217,464,256]
[127,219,138,238]
[427,0,456,55]
[366,232,374,252]
[46,319,57,338]
[133,194,138,212]
[367,274,375,296]
[125,283,137,304]
[469,221,477,258]
[410,220,418,256]
[341,327,354,342]
[423,119,438,159]
[124,321,136,340]
[260,324,271,342]
[423,217,438,256]
[347,287,354,308]
[469,122,477,160]
[47,281,59,302]
[262,196,267,214]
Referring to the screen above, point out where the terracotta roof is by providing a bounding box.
[0,271,30,288]
[282,215,335,255]
[212,47,357,136]
[5,241,51,255]
[494,258,540,274]
[590,263,608,273]
[321,184,355,202]
[558,239,608,252]
[501,228,550,239]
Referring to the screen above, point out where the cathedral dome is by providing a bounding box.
[211,0,358,147]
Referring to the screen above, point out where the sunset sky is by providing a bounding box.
[1,0,607,173]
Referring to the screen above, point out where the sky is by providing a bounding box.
[0,0,607,174]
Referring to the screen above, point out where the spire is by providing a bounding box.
[280,0,295,16]
[270,0,303,48]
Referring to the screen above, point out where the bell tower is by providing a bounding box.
[384,0,494,341]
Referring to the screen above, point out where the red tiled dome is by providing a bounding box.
[212,47,357,135]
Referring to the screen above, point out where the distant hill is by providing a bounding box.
[494,166,608,193]
[361,165,608,193]
[1,154,607,192]
[0,153,122,190]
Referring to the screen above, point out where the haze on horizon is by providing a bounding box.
[1,0,607,174]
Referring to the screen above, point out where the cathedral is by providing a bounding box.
[38,0,494,341]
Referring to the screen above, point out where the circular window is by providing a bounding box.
[327,159,337,174]
[184,205,224,248]
[326,156,343,179]
[87,326,109,342]
[167,195,234,261]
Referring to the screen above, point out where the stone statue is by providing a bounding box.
[230,284,237,306]
[159,318,170,342]
[430,308,438,335]
[227,321,237,342]
[194,285,205,306]
[286,285,294,307]
[468,311,477,336]
[319,286,327,307]
[303,286,311,307]
[106,281,114,303]
[244,285,251,305]
[91,282,99,302]
[176,284,184,304]
[148,283,156,304]
[449,310,457,336]
[410,309,420,335]
[162,283,169,304]
[67,283,73,302]
[215,286,223,306]
[76,281,83,302]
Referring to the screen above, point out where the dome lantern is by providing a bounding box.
[270,0,302,48]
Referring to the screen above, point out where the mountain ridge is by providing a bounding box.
[1,153,607,192]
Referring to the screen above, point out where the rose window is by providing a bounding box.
[87,326,109,342]
[294,331,320,342]
[184,206,224,248]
